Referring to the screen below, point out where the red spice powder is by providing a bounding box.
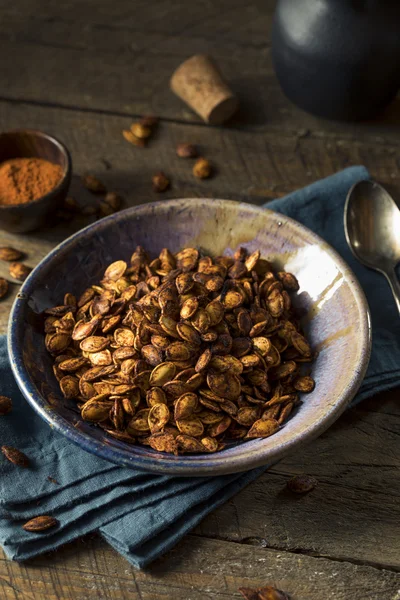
[0,158,63,206]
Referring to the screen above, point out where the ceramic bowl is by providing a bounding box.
[8,199,371,476]
[0,129,72,233]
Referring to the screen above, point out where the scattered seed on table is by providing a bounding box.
[1,445,30,467]
[82,174,107,194]
[9,262,32,281]
[152,171,170,192]
[22,515,59,532]
[0,247,23,261]
[122,129,146,147]
[176,143,198,158]
[0,395,12,415]
[239,586,290,599]
[287,474,318,494]
[193,157,212,179]
[0,278,9,299]
[104,192,122,211]
[130,123,152,139]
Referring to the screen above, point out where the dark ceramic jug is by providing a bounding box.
[271,0,400,121]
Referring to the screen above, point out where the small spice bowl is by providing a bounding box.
[0,129,72,233]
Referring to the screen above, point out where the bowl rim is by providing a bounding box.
[8,198,372,475]
[0,128,71,210]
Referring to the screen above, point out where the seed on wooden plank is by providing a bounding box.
[176,143,198,158]
[152,171,170,192]
[22,516,59,533]
[0,278,9,299]
[1,445,30,467]
[131,122,152,139]
[238,586,290,600]
[122,129,146,147]
[9,262,32,281]
[82,174,107,193]
[287,474,317,494]
[193,157,212,179]
[0,247,23,261]
[0,395,12,415]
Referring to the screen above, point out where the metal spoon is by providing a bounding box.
[344,180,400,315]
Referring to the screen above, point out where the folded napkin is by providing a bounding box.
[1,165,399,569]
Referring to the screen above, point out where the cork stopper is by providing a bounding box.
[170,55,239,125]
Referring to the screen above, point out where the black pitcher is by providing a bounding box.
[271,0,400,121]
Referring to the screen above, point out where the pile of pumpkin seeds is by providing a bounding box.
[44,246,315,454]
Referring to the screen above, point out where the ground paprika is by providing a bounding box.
[0,158,63,205]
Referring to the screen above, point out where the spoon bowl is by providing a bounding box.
[345,179,400,314]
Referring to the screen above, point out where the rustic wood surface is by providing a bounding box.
[0,1,399,599]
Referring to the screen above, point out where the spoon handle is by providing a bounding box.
[384,269,400,316]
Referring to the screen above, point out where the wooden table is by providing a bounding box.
[0,2,399,598]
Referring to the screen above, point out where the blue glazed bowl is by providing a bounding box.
[8,199,371,476]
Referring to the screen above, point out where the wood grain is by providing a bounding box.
[1,534,399,600]
[196,393,400,570]
[1,98,399,332]
[0,0,400,144]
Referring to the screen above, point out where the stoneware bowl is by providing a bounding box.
[8,199,371,476]
[0,129,72,233]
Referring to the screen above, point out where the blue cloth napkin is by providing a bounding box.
[1,165,398,569]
